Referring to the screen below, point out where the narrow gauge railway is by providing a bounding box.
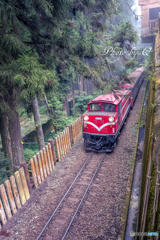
[0,77,146,240]
[37,152,106,240]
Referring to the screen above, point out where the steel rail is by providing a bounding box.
[36,152,93,240]
[62,153,106,240]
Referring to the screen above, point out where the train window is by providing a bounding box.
[118,102,122,114]
[104,104,116,112]
[90,103,101,111]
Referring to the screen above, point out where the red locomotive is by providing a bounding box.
[83,67,145,152]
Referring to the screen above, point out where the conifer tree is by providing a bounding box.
[0,0,59,167]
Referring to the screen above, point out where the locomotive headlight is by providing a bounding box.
[109,117,114,122]
[84,116,89,121]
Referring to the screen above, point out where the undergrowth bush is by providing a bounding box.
[23,144,39,163]
[39,106,47,115]
[19,108,27,117]
[73,90,103,114]
[0,151,13,184]
[73,95,93,114]
[44,115,77,141]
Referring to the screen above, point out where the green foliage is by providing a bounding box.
[23,147,39,163]
[23,144,39,163]
[126,68,134,75]
[111,21,139,50]
[47,97,77,136]
[39,106,47,115]
[124,59,137,69]
[0,152,13,184]
[48,95,67,132]
[45,115,77,141]
[145,53,153,73]
[14,55,58,100]
[19,108,27,118]
[73,95,94,114]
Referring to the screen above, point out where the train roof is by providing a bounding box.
[88,89,129,106]
[123,83,134,88]
[127,66,145,83]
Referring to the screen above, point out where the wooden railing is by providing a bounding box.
[0,167,30,228]
[30,143,55,188]
[55,127,71,162]
[71,117,82,144]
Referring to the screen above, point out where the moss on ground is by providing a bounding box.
[145,162,156,232]
[138,62,156,232]
[120,80,148,240]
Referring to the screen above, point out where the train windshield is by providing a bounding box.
[104,103,116,112]
[90,103,101,111]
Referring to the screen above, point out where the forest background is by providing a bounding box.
[0,0,149,182]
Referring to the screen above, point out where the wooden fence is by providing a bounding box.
[71,117,82,144]
[55,127,71,162]
[0,115,84,228]
[0,167,30,228]
[30,143,55,188]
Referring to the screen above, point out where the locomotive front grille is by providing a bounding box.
[94,120,104,124]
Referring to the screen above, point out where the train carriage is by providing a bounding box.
[123,67,145,107]
[83,67,145,152]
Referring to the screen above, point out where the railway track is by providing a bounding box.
[1,80,146,240]
[36,152,106,240]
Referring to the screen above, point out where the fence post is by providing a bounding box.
[79,114,83,134]
[0,198,7,225]
[159,13,160,33]
[48,139,57,165]
[20,161,32,194]
[66,125,72,147]
[0,184,12,220]
[14,171,26,205]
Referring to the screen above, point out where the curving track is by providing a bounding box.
[37,152,106,240]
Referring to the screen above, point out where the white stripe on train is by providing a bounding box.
[85,119,118,132]
[84,98,130,132]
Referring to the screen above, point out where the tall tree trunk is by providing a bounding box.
[0,113,5,151]
[71,81,75,107]
[77,76,83,96]
[71,81,75,116]
[1,111,13,167]
[7,90,24,171]
[90,80,94,95]
[54,126,57,134]
[32,95,45,150]
[44,95,52,115]
[64,96,69,116]
[83,79,88,95]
